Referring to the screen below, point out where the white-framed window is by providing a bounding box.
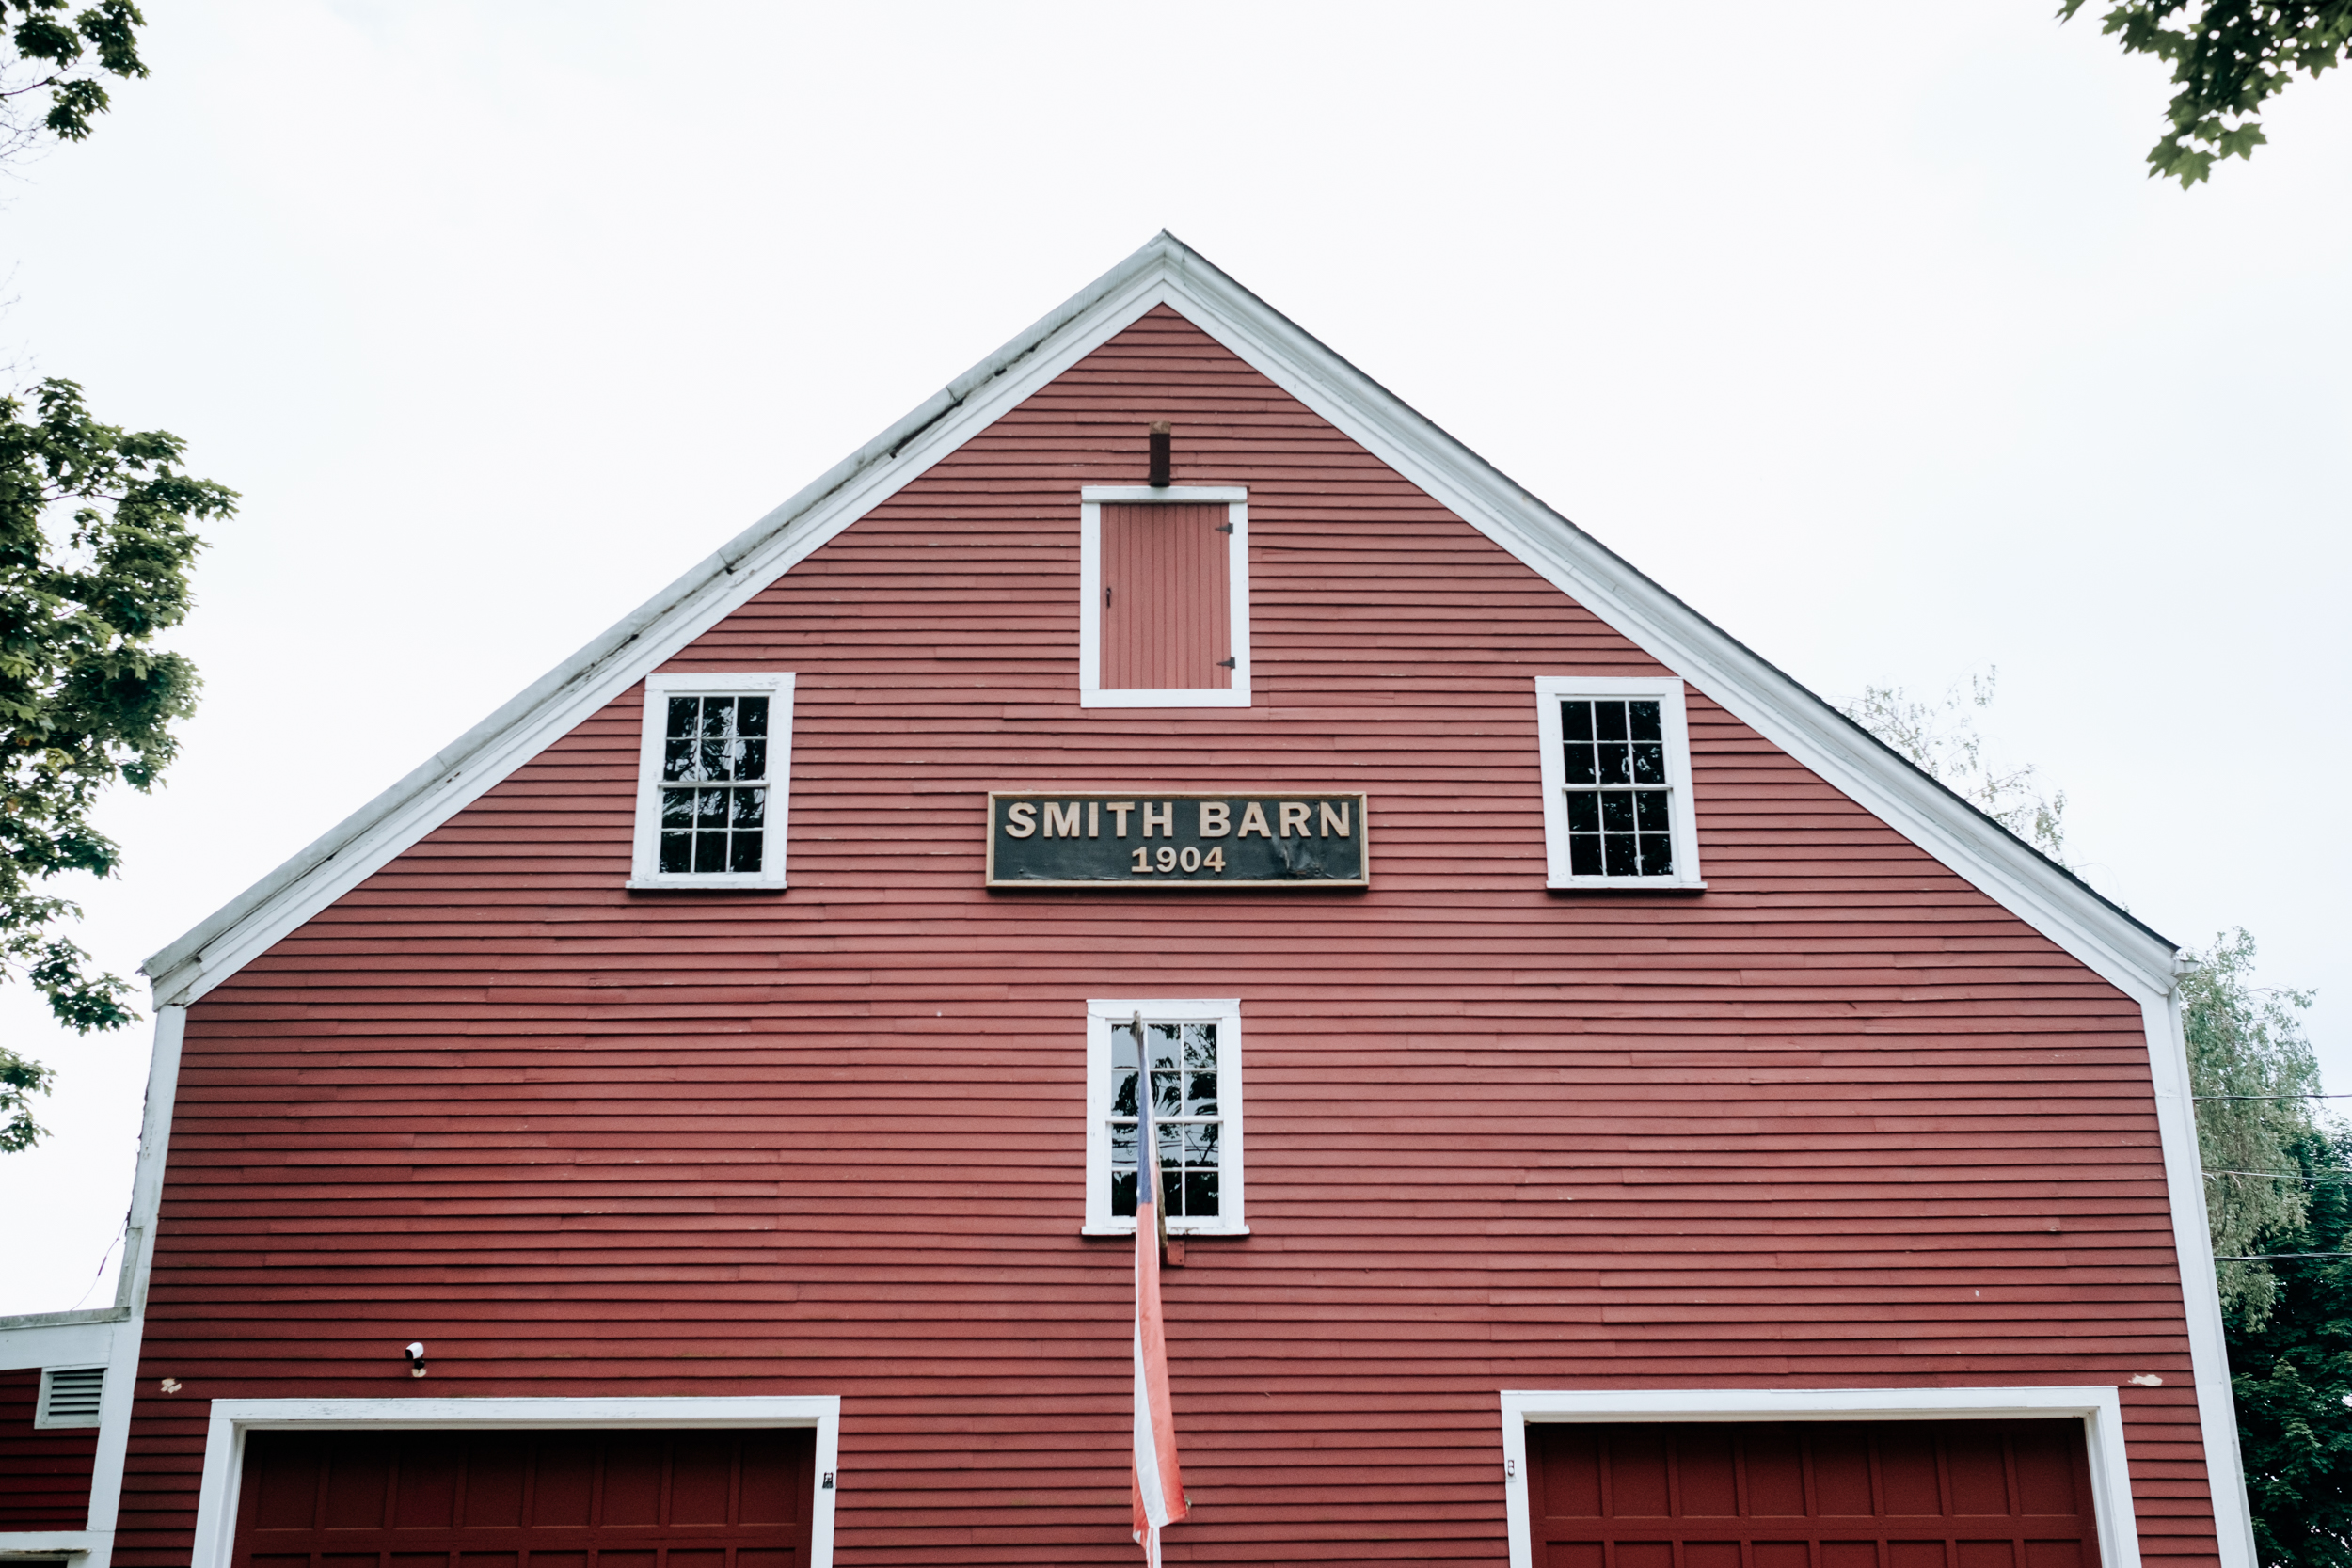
[628,672,795,890]
[1534,675,1704,890]
[1082,998,1248,1237]
[1078,485,1250,708]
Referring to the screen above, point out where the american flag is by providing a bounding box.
[1131,1016,1189,1564]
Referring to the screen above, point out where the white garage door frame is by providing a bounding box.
[1499,1386,2140,1568]
[188,1396,842,1568]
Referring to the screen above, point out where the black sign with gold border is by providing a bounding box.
[985,791,1370,889]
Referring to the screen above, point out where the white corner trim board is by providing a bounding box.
[1077,485,1250,709]
[187,1397,843,1568]
[1498,1386,2147,1568]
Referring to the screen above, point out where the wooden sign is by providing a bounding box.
[986,792,1369,889]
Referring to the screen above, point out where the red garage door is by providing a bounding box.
[231,1428,816,1568]
[1525,1421,2101,1568]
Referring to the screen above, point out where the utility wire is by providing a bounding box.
[2204,1169,2352,1185]
[2195,1092,2352,1101]
[2217,1253,2352,1261]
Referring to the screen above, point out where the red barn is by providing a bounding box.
[0,234,2247,1568]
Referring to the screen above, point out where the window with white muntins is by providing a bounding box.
[1534,676,1704,890]
[1083,998,1247,1236]
[629,672,794,890]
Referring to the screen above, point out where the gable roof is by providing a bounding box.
[142,232,2180,1009]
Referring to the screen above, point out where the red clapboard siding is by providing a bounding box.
[1525,1420,2103,1568]
[0,1368,99,1529]
[115,304,2216,1568]
[1100,500,1231,689]
[231,1427,816,1568]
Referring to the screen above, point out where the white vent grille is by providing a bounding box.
[36,1365,104,1428]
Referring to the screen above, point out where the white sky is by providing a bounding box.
[1,2,2345,1316]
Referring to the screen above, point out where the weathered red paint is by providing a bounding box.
[111,306,2217,1568]
[1101,500,1231,689]
[0,1369,98,1530]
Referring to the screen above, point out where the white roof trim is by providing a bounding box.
[143,231,2179,1006]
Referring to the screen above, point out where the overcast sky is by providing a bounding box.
[2,2,2345,1315]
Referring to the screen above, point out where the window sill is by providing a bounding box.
[1079,689,1251,709]
[625,877,789,893]
[1081,1224,1250,1239]
[1547,878,1708,893]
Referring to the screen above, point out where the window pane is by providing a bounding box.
[1631,742,1665,784]
[1601,793,1635,831]
[1152,1071,1180,1117]
[1561,701,1593,741]
[1564,742,1597,785]
[1634,790,1670,832]
[1566,794,1600,832]
[1160,1164,1182,1214]
[666,697,698,738]
[700,739,731,781]
[737,696,769,737]
[1604,833,1639,877]
[736,737,768,783]
[1183,1024,1216,1069]
[1112,1069,1139,1117]
[694,831,728,874]
[1110,1167,1136,1218]
[1638,833,1674,876]
[662,737,694,782]
[1186,1124,1219,1166]
[1111,1118,1136,1159]
[1596,701,1628,741]
[695,789,728,829]
[1110,1026,1139,1073]
[1147,1024,1181,1070]
[661,788,696,829]
[731,787,767,829]
[1597,743,1630,784]
[1569,834,1602,877]
[1158,1124,1183,1165]
[700,696,736,738]
[1629,701,1662,741]
[1186,1072,1217,1114]
[728,832,764,874]
[1184,1169,1218,1217]
[659,832,692,874]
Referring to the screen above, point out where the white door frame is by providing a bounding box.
[189,1396,842,1568]
[1500,1386,2141,1568]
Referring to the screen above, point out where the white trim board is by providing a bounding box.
[1077,487,1251,708]
[186,1397,842,1568]
[1498,1387,2140,1568]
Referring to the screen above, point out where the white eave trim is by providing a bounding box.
[141,230,2178,1012]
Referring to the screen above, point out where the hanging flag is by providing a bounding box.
[1131,1014,1189,1565]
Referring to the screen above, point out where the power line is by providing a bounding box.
[2195,1092,2352,1101]
[2204,1169,2352,1185]
[2217,1253,2352,1261]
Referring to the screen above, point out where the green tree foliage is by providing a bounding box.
[2227,1122,2352,1566]
[0,0,146,156]
[2061,0,2352,185]
[1839,669,2069,863]
[2186,927,2325,1323]
[0,380,230,1037]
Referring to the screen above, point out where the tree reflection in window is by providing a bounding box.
[1108,1020,1219,1221]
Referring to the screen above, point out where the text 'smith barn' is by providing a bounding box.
[0,236,2246,1568]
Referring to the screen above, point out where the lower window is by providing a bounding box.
[1083,997,1247,1236]
[230,1426,817,1568]
[1524,1420,2101,1568]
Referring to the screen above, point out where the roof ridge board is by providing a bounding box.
[1146,243,2177,994]
[140,236,1188,990]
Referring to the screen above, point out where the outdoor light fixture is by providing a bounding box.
[404,1341,427,1378]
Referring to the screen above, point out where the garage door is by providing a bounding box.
[230,1427,817,1568]
[1524,1420,2101,1568]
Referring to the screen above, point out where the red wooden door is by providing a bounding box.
[230,1428,817,1568]
[1524,1421,2101,1568]
[1100,501,1232,689]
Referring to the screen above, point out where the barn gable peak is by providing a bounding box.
[141,232,2176,1006]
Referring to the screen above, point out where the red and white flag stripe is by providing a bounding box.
[1132,1023,1188,1564]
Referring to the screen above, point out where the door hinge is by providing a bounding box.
[1104,586,1113,606]
[1215,522,1234,533]
[1216,657,1236,669]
